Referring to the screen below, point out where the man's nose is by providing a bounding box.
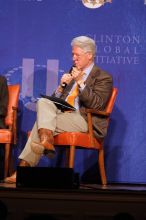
[72,54,77,60]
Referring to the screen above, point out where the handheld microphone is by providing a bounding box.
[61,66,74,88]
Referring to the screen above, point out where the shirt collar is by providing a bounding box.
[83,62,94,80]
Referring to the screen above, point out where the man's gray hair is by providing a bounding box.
[71,36,96,57]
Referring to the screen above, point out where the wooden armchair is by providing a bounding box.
[0,84,20,178]
[54,88,118,185]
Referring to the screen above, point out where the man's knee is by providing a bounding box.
[37,98,53,107]
[37,98,57,112]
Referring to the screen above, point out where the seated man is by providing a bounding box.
[5,35,113,183]
[0,75,8,128]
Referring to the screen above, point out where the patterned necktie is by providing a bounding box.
[66,84,79,107]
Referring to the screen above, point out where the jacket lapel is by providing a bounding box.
[85,65,99,86]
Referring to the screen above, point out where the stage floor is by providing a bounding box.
[0,182,146,219]
[1,181,146,192]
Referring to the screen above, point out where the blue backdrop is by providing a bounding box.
[0,0,146,183]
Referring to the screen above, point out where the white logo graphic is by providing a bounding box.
[5,58,60,112]
[82,0,112,9]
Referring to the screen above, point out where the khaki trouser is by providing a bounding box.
[19,98,88,166]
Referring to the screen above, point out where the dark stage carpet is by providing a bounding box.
[0,182,146,220]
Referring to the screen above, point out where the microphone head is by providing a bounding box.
[61,66,74,88]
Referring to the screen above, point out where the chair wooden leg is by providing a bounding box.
[4,143,11,178]
[8,150,15,176]
[69,145,75,168]
[98,148,107,186]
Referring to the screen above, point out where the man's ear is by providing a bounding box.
[87,52,93,60]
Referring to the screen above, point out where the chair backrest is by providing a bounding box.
[5,84,20,126]
[105,88,118,114]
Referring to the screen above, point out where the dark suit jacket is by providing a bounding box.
[0,76,8,128]
[55,65,113,139]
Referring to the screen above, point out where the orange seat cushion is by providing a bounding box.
[54,132,101,149]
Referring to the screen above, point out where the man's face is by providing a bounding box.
[72,46,93,70]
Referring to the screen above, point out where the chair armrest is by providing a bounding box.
[85,108,110,117]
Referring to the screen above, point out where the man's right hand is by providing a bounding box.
[60,73,73,87]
